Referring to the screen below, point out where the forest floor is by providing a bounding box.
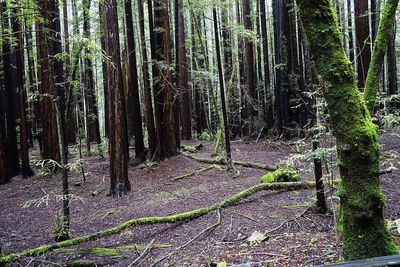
[1,129,399,267]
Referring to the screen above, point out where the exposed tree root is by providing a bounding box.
[0,180,315,264]
[172,164,223,181]
[181,152,277,171]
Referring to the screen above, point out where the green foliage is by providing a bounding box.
[51,213,69,242]
[260,167,300,184]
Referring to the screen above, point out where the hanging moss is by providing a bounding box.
[297,0,399,260]
[260,167,300,183]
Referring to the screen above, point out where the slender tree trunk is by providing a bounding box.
[125,0,145,159]
[99,1,109,138]
[12,7,34,178]
[242,0,256,136]
[298,0,398,260]
[213,7,232,167]
[364,0,399,113]
[347,0,355,63]
[355,0,372,89]
[103,0,131,196]
[83,0,101,153]
[386,23,397,111]
[176,0,192,140]
[260,0,273,130]
[138,0,157,158]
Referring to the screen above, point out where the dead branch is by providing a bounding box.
[172,164,223,181]
[0,181,314,265]
[181,152,277,171]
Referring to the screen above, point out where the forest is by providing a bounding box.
[0,0,400,266]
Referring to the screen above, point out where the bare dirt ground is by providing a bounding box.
[1,129,399,267]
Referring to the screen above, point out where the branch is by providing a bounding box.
[181,152,277,171]
[0,181,314,264]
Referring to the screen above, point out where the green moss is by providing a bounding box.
[260,167,300,183]
[298,0,398,260]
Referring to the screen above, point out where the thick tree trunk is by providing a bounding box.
[125,0,145,159]
[297,0,398,260]
[99,1,109,138]
[153,0,180,160]
[2,4,20,177]
[103,0,131,196]
[36,0,62,163]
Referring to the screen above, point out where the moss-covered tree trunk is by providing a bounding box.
[297,0,398,261]
[363,0,399,114]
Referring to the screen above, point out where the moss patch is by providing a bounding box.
[260,167,300,184]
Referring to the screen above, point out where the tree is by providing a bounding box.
[138,0,157,158]
[152,0,180,160]
[103,0,131,196]
[214,6,232,168]
[125,0,145,160]
[242,0,256,135]
[355,0,371,89]
[82,0,101,152]
[2,3,20,177]
[297,0,398,260]
[36,0,62,163]
[175,0,192,140]
[364,0,399,114]
[12,7,34,178]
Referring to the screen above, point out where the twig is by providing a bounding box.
[150,209,222,267]
[128,239,155,267]
[264,205,311,236]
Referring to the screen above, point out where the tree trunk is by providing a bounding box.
[83,0,101,153]
[103,0,131,196]
[125,0,145,159]
[2,3,20,177]
[99,1,109,138]
[386,23,397,111]
[12,7,34,178]
[242,0,256,136]
[363,0,399,114]
[153,0,180,160]
[138,0,157,158]
[297,0,398,260]
[355,0,372,89]
[213,7,232,167]
[176,0,192,140]
[36,0,62,163]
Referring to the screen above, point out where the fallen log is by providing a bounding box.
[172,164,223,181]
[181,153,277,171]
[0,180,314,264]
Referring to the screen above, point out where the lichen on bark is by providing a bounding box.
[297,0,398,260]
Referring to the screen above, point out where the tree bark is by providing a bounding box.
[103,0,131,196]
[355,0,372,89]
[176,0,192,140]
[125,0,145,159]
[363,0,399,114]
[138,0,157,158]
[297,0,398,260]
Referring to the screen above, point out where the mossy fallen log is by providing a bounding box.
[172,164,223,181]
[260,167,300,183]
[55,243,171,257]
[180,143,204,153]
[182,153,277,171]
[0,181,314,264]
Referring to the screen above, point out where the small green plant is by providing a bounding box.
[52,212,69,241]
